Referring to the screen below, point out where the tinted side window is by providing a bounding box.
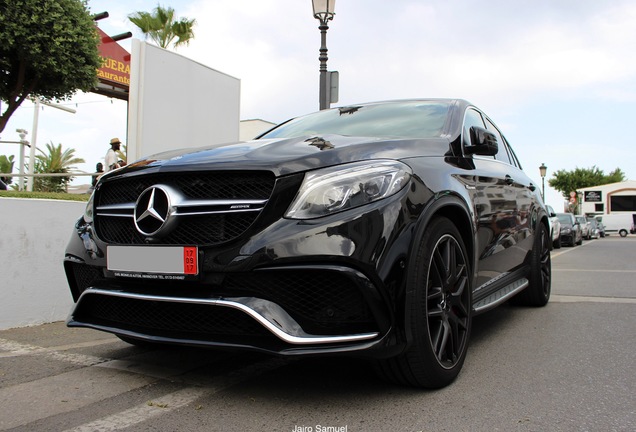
[503,136,523,169]
[462,108,485,147]
[484,118,511,165]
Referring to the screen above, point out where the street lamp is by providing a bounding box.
[17,129,29,191]
[26,98,76,191]
[312,0,336,110]
[539,163,547,201]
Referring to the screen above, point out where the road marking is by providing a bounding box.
[551,241,591,257]
[0,366,157,430]
[554,269,636,273]
[551,294,636,304]
[597,237,636,240]
[0,338,108,366]
[63,387,209,432]
[62,357,291,432]
[0,335,290,431]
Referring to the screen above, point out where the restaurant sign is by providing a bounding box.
[584,191,602,202]
[96,27,130,100]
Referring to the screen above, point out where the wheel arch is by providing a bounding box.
[401,193,474,347]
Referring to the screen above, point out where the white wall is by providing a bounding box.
[127,40,241,163]
[0,198,85,329]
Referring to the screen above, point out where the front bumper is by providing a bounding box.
[64,259,397,355]
[66,284,388,355]
[64,186,419,357]
[559,231,576,245]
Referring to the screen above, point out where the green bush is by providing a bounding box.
[0,191,90,202]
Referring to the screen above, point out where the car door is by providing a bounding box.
[461,108,533,289]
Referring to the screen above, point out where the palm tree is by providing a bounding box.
[128,5,196,49]
[0,154,15,186]
[33,142,85,192]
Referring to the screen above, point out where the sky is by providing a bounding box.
[1,0,635,209]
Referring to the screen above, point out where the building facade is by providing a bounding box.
[578,180,636,216]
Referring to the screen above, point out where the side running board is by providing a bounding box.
[473,278,529,313]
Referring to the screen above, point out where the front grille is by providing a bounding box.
[70,262,102,291]
[97,213,257,245]
[68,262,105,297]
[98,172,275,205]
[71,266,379,338]
[223,270,377,335]
[75,294,278,344]
[94,171,275,245]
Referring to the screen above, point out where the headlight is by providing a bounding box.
[84,191,95,223]
[561,227,571,234]
[285,160,411,219]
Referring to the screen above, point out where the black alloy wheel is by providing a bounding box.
[375,216,472,388]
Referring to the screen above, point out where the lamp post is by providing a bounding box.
[17,129,29,191]
[312,0,336,110]
[26,98,76,191]
[539,163,547,201]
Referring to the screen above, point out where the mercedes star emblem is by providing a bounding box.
[134,185,176,237]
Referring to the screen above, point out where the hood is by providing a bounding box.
[111,134,451,178]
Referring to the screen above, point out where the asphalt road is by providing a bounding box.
[1,237,635,432]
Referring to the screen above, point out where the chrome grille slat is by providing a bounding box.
[94,172,275,245]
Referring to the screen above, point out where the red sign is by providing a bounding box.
[96,27,131,91]
[183,247,198,275]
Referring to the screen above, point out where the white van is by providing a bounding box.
[596,213,636,237]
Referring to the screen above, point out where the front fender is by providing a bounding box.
[400,193,475,350]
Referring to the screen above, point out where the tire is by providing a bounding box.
[515,222,551,307]
[576,234,583,245]
[375,217,472,388]
[619,229,628,238]
[553,236,561,249]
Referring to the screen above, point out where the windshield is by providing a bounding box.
[260,101,450,140]
[557,214,574,224]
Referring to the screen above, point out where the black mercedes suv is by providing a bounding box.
[64,99,551,388]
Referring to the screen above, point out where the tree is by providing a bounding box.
[548,166,626,199]
[0,0,101,134]
[128,5,196,49]
[0,154,15,186]
[32,141,85,193]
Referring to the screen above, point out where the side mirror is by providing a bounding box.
[465,126,498,156]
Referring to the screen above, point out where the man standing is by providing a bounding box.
[105,138,122,172]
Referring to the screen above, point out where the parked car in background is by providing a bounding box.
[599,213,636,237]
[595,218,606,237]
[557,213,583,246]
[576,216,590,240]
[63,99,552,389]
[587,218,600,239]
[546,205,561,249]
